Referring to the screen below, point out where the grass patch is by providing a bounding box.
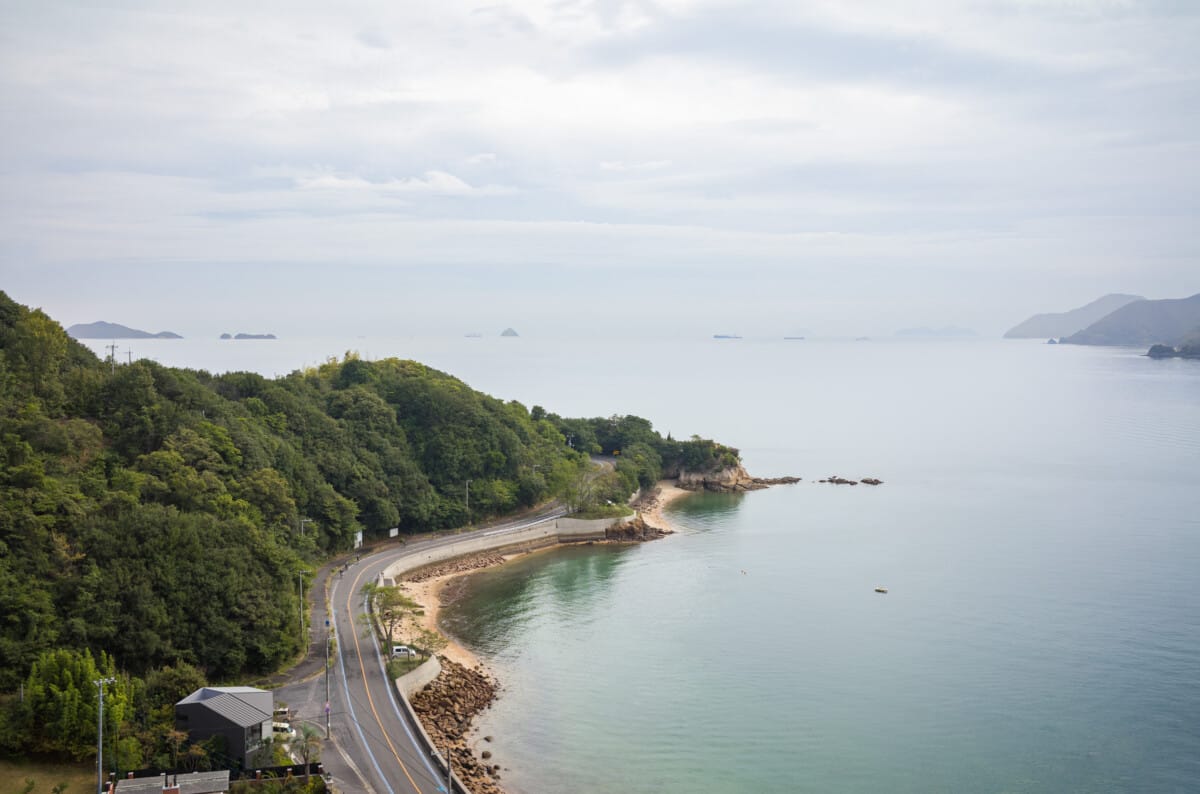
[386,657,426,679]
[0,758,96,794]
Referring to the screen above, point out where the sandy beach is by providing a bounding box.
[399,480,693,671]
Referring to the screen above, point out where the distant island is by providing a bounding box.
[713,334,742,340]
[500,328,519,337]
[1061,293,1200,348]
[1148,334,1200,359]
[220,332,277,340]
[1004,294,1143,339]
[66,321,182,339]
[894,326,977,338]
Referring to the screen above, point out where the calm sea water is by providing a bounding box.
[84,336,1200,792]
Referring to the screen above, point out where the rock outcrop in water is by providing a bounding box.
[605,514,671,541]
[676,464,801,492]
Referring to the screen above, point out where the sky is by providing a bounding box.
[1,0,1197,338]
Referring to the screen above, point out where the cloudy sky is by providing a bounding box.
[1,0,1197,338]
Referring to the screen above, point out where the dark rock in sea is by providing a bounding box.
[860,478,884,485]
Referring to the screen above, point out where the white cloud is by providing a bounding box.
[296,170,516,197]
[0,0,1197,335]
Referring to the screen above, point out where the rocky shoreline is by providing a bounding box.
[406,553,509,584]
[676,464,803,492]
[410,658,505,794]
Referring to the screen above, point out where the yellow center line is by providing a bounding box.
[344,556,427,794]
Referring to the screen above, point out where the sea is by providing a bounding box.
[80,335,1200,793]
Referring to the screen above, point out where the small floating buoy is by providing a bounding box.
[874,586,888,594]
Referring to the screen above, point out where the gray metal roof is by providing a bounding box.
[177,686,265,703]
[177,687,271,727]
[115,771,230,794]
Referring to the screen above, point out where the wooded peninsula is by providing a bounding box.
[0,290,737,768]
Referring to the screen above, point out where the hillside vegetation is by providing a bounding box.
[0,290,736,700]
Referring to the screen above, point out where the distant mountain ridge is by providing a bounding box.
[66,321,182,339]
[1004,294,1144,339]
[1062,293,1200,347]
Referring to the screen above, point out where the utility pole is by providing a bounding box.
[465,480,471,524]
[299,572,305,649]
[105,343,118,374]
[325,628,332,738]
[94,676,115,794]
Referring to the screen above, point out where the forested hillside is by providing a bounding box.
[0,291,736,696]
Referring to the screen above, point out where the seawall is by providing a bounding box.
[376,514,627,793]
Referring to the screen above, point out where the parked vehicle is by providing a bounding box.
[391,645,417,658]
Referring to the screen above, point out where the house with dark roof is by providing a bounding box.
[175,687,273,767]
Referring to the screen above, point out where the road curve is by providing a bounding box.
[302,508,568,794]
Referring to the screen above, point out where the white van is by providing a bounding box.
[272,722,295,738]
[391,645,417,659]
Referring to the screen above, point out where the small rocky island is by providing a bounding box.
[500,328,519,337]
[1147,339,1200,359]
[220,332,277,340]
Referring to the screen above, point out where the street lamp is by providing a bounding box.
[94,677,115,794]
[299,571,309,648]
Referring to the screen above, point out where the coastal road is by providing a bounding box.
[276,507,568,794]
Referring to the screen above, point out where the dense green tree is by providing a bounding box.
[16,648,129,759]
[0,290,739,700]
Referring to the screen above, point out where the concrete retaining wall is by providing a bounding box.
[395,654,441,699]
[555,516,626,541]
[380,515,629,582]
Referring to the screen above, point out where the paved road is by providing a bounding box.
[276,507,568,794]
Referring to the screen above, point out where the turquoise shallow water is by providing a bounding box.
[437,341,1200,794]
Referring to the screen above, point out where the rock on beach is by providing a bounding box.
[410,657,505,794]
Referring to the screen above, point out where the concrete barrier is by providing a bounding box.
[381,515,632,582]
[395,654,441,699]
[556,516,627,541]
